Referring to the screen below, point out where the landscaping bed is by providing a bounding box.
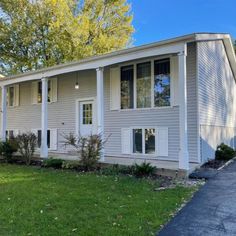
[0,164,197,236]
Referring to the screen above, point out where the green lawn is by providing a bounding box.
[0,164,195,236]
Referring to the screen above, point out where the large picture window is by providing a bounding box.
[136,62,151,108]
[121,65,134,109]
[154,59,171,107]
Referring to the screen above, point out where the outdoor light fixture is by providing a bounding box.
[75,72,79,90]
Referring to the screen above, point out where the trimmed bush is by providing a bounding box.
[42,158,63,168]
[0,140,18,162]
[133,162,156,177]
[62,160,81,170]
[63,133,105,171]
[215,143,236,161]
[16,132,37,165]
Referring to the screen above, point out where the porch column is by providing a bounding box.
[1,85,7,141]
[178,46,189,170]
[96,67,104,161]
[40,77,48,158]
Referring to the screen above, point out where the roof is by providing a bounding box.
[1,33,236,85]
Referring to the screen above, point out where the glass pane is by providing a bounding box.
[9,87,14,107]
[38,82,42,103]
[82,103,93,124]
[137,62,151,108]
[133,129,143,153]
[145,129,155,154]
[154,59,170,107]
[48,80,51,102]
[121,65,134,109]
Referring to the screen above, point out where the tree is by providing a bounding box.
[0,0,134,75]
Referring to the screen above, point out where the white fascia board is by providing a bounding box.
[0,43,185,86]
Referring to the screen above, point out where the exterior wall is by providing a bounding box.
[3,49,200,164]
[186,43,199,163]
[6,70,97,152]
[197,40,236,162]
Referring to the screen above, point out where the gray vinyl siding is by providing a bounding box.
[6,70,97,152]
[197,40,236,162]
[186,43,199,163]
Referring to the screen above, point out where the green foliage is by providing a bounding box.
[99,164,134,175]
[133,162,157,178]
[0,140,18,162]
[16,132,37,165]
[42,158,63,168]
[0,164,196,235]
[61,160,82,170]
[0,0,134,75]
[215,143,236,161]
[63,133,104,171]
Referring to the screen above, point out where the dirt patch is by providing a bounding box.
[201,159,227,169]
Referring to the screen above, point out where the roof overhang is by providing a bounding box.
[1,33,236,85]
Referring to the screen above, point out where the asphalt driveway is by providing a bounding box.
[158,160,236,236]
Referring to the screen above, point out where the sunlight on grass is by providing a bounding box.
[0,164,196,236]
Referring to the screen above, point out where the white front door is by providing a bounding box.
[79,100,96,136]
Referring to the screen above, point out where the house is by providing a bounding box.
[0,33,236,174]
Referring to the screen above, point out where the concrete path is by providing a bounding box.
[158,160,236,236]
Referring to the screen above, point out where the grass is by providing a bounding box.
[0,164,196,236]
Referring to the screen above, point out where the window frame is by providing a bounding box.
[37,79,52,104]
[131,126,157,156]
[7,86,15,108]
[119,56,173,111]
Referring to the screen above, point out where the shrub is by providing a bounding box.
[99,164,134,176]
[0,139,18,162]
[63,133,105,171]
[62,160,81,170]
[42,158,63,168]
[16,132,37,165]
[132,162,156,178]
[215,143,236,161]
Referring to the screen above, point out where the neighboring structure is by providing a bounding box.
[0,33,235,173]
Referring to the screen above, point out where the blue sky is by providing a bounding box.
[130,0,236,46]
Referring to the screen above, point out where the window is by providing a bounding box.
[8,86,15,107]
[37,80,52,103]
[121,65,134,109]
[37,130,50,148]
[6,130,14,140]
[133,128,156,155]
[154,59,171,107]
[133,129,143,153]
[82,103,93,125]
[137,62,151,108]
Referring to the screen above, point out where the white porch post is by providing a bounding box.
[96,67,105,162]
[178,46,189,170]
[40,77,48,158]
[1,85,7,141]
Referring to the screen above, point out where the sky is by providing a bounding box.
[130,0,236,46]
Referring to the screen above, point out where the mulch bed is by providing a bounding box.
[201,159,227,169]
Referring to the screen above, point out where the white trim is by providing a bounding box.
[40,78,48,158]
[196,42,201,164]
[1,43,185,86]
[75,97,97,136]
[1,86,7,141]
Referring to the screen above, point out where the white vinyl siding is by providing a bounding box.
[197,40,236,162]
[157,127,168,157]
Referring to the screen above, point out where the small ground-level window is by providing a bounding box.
[37,130,50,148]
[6,130,14,140]
[133,128,156,155]
[133,129,143,153]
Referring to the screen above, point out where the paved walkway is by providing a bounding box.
[158,160,236,236]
